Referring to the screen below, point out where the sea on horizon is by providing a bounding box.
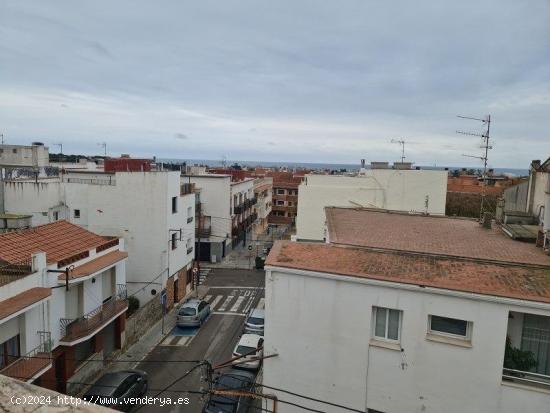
[160,158,528,177]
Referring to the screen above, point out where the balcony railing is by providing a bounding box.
[502,368,550,389]
[0,331,52,382]
[234,205,243,215]
[65,177,116,186]
[60,285,128,343]
[0,258,33,286]
[181,183,195,196]
[196,227,211,238]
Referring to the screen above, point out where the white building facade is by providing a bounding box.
[2,171,195,306]
[264,241,550,413]
[186,174,256,262]
[296,168,448,241]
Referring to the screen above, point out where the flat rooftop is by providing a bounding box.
[325,207,550,266]
[266,241,550,304]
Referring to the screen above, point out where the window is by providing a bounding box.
[74,209,80,219]
[12,148,17,154]
[277,189,285,195]
[428,315,471,340]
[53,211,59,221]
[373,306,402,341]
[172,196,178,213]
[276,200,284,206]
[171,232,178,250]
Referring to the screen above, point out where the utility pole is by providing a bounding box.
[391,138,406,162]
[457,114,492,219]
[0,133,4,144]
[97,142,107,157]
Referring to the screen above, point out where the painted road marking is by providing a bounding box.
[204,295,212,302]
[217,295,234,312]
[243,296,256,314]
[212,312,247,317]
[230,296,245,312]
[209,295,223,310]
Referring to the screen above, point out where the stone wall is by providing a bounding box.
[124,295,162,349]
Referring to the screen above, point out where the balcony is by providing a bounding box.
[0,332,52,382]
[234,205,243,215]
[196,227,211,238]
[181,183,195,196]
[503,311,550,390]
[251,197,258,205]
[59,285,128,345]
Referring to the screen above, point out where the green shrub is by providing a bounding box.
[504,337,537,372]
[127,296,140,317]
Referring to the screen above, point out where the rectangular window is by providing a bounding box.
[74,209,80,219]
[277,189,285,195]
[373,307,401,341]
[172,196,178,213]
[171,232,178,250]
[428,315,471,339]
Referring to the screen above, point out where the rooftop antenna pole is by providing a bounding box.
[97,142,107,157]
[391,138,406,163]
[0,133,4,145]
[456,114,492,219]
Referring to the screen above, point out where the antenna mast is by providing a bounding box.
[97,142,107,157]
[391,138,406,163]
[456,114,492,219]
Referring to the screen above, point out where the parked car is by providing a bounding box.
[202,369,256,413]
[244,308,265,335]
[177,298,210,327]
[82,370,148,412]
[231,334,264,370]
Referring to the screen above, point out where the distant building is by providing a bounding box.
[253,177,273,235]
[104,155,153,173]
[185,174,256,262]
[267,171,304,226]
[2,170,195,307]
[0,221,127,394]
[264,208,550,413]
[0,142,49,169]
[296,162,448,241]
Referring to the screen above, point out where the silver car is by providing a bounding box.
[177,299,210,327]
[244,308,265,335]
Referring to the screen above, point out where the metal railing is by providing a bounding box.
[65,177,116,186]
[234,205,243,215]
[181,183,195,196]
[0,331,52,380]
[502,368,550,388]
[0,258,33,286]
[60,284,127,340]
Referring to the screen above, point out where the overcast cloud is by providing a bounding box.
[1,0,549,167]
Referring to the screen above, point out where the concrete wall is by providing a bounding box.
[263,267,550,413]
[188,175,232,261]
[503,181,529,213]
[296,170,448,241]
[529,171,550,222]
[0,144,49,168]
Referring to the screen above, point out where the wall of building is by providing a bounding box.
[0,144,49,168]
[188,175,232,262]
[264,267,550,413]
[3,172,193,305]
[529,171,550,223]
[296,170,448,241]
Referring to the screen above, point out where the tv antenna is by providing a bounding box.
[456,114,492,219]
[97,142,107,157]
[0,133,4,145]
[391,138,406,163]
[221,155,227,168]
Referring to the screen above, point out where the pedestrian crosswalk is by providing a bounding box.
[205,288,263,316]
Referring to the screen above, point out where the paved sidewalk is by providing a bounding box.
[106,306,179,374]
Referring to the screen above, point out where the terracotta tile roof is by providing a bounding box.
[266,241,550,304]
[325,208,550,266]
[0,221,109,264]
[62,251,128,281]
[0,287,51,322]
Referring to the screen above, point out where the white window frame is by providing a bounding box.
[427,315,472,341]
[372,306,402,343]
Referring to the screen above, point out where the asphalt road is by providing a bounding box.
[135,269,265,413]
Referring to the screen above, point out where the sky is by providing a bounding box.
[1,1,549,168]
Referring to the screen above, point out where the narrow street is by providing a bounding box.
[135,269,265,412]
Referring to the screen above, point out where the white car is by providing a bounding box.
[244,308,265,335]
[231,334,264,370]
